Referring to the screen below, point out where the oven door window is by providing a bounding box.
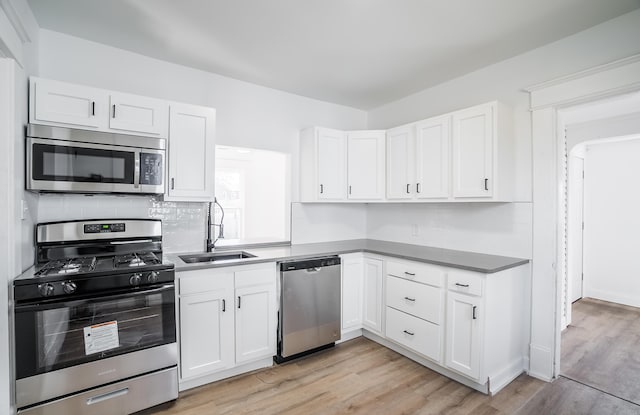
[32,143,135,184]
[15,285,175,379]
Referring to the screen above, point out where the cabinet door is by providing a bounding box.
[317,128,347,200]
[452,104,493,198]
[362,257,384,334]
[167,103,216,201]
[445,292,482,380]
[235,283,277,364]
[179,280,234,380]
[347,131,385,200]
[416,116,450,199]
[109,92,168,137]
[341,255,363,333]
[386,126,414,200]
[31,78,107,129]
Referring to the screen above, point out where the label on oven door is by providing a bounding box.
[83,321,120,355]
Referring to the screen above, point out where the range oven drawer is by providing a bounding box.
[17,366,178,415]
[16,343,178,409]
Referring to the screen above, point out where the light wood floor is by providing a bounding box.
[561,298,640,405]
[142,299,640,415]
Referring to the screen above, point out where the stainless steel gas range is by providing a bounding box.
[13,219,178,415]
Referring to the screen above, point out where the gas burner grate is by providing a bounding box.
[114,252,161,268]
[36,257,97,277]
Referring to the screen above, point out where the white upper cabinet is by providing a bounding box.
[300,127,347,202]
[451,101,513,200]
[30,77,168,138]
[415,116,450,199]
[386,116,450,200]
[30,77,107,129]
[109,92,168,137]
[452,104,493,198]
[165,103,216,201]
[386,126,414,200]
[347,130,385,200]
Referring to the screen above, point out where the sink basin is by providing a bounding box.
[179,251,257,264]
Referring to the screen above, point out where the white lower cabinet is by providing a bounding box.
[177,263,276,388]
[386,307,442,362]
[362,257,384,334]
[179,273,234,379]
[340,254,364,335]
[235,268,277,364]
[445,291,482,379]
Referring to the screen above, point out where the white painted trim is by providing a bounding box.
[178,357,273,391]
[337,329,362,343]
[528,54,640,383]
[0,0,31,42]
[488,357,526,395]
[584,290,640,309]
[526,54,640,110]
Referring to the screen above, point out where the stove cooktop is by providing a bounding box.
[35,252,163,278]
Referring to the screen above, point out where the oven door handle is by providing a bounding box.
[15,284,175,312]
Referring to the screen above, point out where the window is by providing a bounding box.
[214,146,290,246]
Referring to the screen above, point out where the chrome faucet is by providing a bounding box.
[206,198,225,252]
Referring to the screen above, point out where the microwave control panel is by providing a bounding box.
[140,153,163,185]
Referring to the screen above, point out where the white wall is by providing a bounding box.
[367,203,532,258]
[34,28,369,248]
[582,138,640,307]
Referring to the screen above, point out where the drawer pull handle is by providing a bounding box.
[406,183,410,193]
[87,388,129,405]
[403,330,415,336]
[455,283,469,287]
[404,296,416,302]
[320,184,324,194]
[404,272,416,276]
[238,296,241,309]
[472,305,477,320]
[222,299,226,312]
[91,101,95,116]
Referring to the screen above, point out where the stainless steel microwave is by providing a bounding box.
[26,124,166,194]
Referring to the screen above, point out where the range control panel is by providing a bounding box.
[84,223,126,234]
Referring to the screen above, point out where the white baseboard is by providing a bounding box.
[338,329,362,343]
[179,357,273,391]
[488,357,525,394]
[584,289,640,309]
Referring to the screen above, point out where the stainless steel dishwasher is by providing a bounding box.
[276,256,341,362]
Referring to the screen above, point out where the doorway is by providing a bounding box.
[559,108,640,405]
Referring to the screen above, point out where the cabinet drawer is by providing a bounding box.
[235,264,276,288]
[447,269,484,296]
[386,259,444,287]
[178,269,234,295]
[385,307,442,362]
[386,275,443,324]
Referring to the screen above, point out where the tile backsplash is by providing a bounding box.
[37,194,207,253]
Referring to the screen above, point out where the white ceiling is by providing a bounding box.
[26,0,640,110]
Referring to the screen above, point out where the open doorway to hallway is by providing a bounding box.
[559,93,640,406]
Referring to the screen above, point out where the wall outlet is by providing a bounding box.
[411,224,420,237]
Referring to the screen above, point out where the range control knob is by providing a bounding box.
[129,273,142,286]
[62,281,77,294]
[147,271,159,284]
[38,283,55,297]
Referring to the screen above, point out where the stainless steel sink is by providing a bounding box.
[179,251,256,264]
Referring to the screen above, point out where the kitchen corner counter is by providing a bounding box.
[167,239,529,274]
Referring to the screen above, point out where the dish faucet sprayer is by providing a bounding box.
[206,197,225,252]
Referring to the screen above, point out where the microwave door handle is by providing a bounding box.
[134,150,141,189]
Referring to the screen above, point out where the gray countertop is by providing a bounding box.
[166,239,529,274]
